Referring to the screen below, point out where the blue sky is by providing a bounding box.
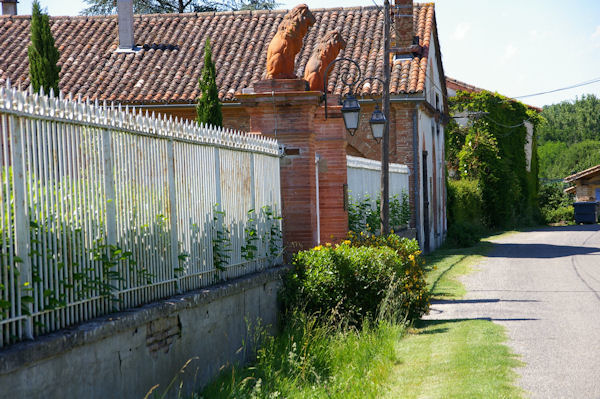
[16,0,600,107]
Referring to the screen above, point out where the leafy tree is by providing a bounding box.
[82,0,279,15]
[538,94,600,144]
[28,1,61,95]
[538,140,600,180]
[196,39,222,127]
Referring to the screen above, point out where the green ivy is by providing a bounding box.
[447,91,541,228]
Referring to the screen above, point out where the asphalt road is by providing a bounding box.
[425,225,600,399]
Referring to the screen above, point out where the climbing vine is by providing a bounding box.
[447,90,541,228]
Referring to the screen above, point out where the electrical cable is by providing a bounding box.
[513,76,600,99]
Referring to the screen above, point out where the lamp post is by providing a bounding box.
[381,0,391,236]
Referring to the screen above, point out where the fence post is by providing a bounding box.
[166,139,180,293]
[9,115,33,340]
[249,153,257,270]
[101,129,119,309]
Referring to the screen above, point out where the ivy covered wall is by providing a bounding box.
[446,91,541,228]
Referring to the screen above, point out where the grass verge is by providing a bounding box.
[383,235,523,398]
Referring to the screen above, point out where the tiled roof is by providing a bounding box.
[564,164,600,183]
[0,4,436,104]
[446,76,543,113]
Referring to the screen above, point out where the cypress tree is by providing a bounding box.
[28,0,61,95]
[196,38,222,127]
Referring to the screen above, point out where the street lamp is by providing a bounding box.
[340,94,361,135]
[369,105,386,142]
[323,61,387,138]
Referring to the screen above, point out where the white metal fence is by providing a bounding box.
[346,155,409,202]
[0,85,282,347]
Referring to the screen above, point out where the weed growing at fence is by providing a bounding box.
[212,204,232,276]
[261,205,282,263]
[241,209,258,261]
[348,193,410,235]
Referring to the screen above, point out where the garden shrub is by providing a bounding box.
[543,206,574,224]
[538,182,574,224]
[281,237,429,325]
[445,221,483,248]
[447,178,483,227]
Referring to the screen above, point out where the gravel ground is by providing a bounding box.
[424,225,600,399]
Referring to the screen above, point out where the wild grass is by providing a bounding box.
[196,311,405,399]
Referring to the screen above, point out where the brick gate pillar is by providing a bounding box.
[314,105,348,244]
[238,80,322,253]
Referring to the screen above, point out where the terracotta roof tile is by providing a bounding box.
[0,4,436,103]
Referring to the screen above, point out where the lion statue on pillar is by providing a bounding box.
[303,30,347,91]
[265,4,316,80]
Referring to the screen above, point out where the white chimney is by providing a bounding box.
[1,0,18,16]
[117,0,135,51]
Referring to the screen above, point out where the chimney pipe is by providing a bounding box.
[393,0,415,50]
[117,0,135,50]
[1,0,18,16]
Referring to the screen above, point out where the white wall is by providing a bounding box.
[416,28,446,251]
[346,155,410,203]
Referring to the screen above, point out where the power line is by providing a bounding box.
[513,76,600,99]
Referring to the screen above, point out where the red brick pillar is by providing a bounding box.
[315,106,348,244]
[238,80,322,253]
[393,103,417,228]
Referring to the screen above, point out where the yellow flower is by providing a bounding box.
[313,245,323,251]
[408,254,415,261]
[325,242,332,247]
[343,240,351,245]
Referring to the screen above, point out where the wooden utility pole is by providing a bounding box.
[381,0,391,235]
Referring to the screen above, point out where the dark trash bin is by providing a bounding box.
[573,201,599,224]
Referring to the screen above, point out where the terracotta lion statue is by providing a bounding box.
[303,30,347,91]
[265,4,316,79]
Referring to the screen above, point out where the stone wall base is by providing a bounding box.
[0,267,288,399]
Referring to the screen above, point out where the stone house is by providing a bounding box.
[564,165,600,202]
[0,0,448,251]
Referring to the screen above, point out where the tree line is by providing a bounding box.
[537,94,600,180]
[82,0,279,14]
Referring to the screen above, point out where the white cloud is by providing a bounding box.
[591,26,600,48]
[452,23,471,41]
[529,29,549,41]
[503,44,517,61]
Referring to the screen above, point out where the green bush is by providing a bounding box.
[447,178,483,226]
[281,238,429,325]
[538,183,574,224]
[543,206,574,224]
[445,221,484,248]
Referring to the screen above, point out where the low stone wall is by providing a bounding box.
[0,266,288,399]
